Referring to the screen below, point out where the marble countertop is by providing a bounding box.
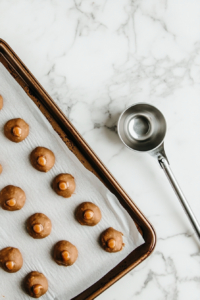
[1,1,200,299]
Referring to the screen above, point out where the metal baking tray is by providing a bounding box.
[0,39,156,300]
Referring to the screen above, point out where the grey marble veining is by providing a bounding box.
[1,0,200,299]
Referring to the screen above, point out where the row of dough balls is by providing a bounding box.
[0,99,125,298]
[0,224,123,298]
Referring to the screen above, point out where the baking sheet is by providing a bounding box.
[0,63,144,300]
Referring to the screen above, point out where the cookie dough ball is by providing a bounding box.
[0,247,23,273]
[24,271,48,298]
[0,95,3,110]
[30,147,55,172]
[100,227,124,253]
[53,240,78,267]
[52,173,75,198]
[4,118,29,143]
[0,185,26,211]
[27,213,52,239]
[75,202,102,226]
[0,164,2,174]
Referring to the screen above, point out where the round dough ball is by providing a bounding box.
[75,202,102,226]
[52,173,75,198]
[0,185,26,211]
[26,213,52,239]
[100,227,125,253]
[0,95,3,110]
[0,247,23,273]
[30,147,55,172]
[24,271,48,298]
[4,118,29,143]
[0,164,2,174]
[53,240,78,267]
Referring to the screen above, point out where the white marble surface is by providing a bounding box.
[1,0,200,299]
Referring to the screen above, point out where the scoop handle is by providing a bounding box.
[158,156,200,238]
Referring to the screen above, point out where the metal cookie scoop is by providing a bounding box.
[118,103,200,239]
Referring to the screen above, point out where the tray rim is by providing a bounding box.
[0,38,156,299]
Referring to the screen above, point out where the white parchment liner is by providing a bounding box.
[0,63,144,300]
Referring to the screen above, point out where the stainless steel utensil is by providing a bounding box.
[118,103,200,238]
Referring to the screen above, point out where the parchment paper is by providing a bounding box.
[0,63,144,300]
